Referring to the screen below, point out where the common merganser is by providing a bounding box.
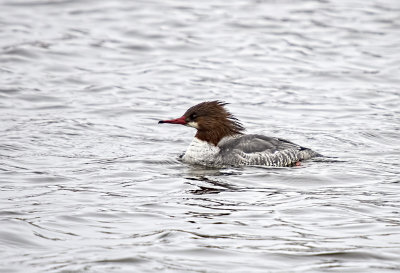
[159,101,320,167]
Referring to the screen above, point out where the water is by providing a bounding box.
[1,0,399,272]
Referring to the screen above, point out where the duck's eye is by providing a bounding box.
[190,113,197,120]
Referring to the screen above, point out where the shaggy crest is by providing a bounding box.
[183,101,244,145]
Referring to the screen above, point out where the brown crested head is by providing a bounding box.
[159,101,245,145]
[184,101,244,145]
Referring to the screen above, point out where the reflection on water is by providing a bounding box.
[1,0,400,272]
[186,171,241,195]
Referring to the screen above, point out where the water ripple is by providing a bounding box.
[1,0,400,272]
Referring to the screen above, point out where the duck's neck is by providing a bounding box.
[195,128,242,146]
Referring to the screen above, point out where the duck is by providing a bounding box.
[159,101,320,167]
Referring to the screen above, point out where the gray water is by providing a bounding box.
[1,0,400,272]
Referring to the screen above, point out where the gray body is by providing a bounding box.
[181,134,320,167]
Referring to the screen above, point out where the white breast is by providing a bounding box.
[181,137,220,166]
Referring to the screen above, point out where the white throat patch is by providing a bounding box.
[186,121,199,129]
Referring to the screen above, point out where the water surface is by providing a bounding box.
[1,0,400,272]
